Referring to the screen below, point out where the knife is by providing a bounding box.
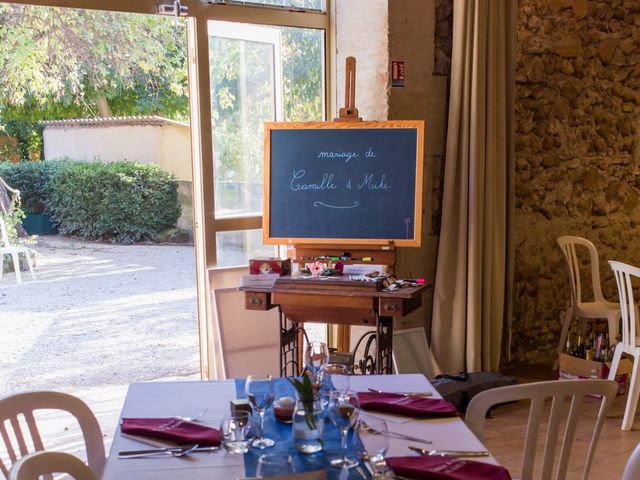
[118,446,220,457]
[409,446,490,457]
[367,388,433,397]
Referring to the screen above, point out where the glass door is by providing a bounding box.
[208,20,324,267]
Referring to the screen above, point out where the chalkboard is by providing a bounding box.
[264,121,424,246]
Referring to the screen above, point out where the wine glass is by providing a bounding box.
[256,453,296,476]
[327,390,360,469]
[304,341,329,380]
[356,417,389,475]
[245,375,275,449]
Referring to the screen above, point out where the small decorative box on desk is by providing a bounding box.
[249,258,291,276]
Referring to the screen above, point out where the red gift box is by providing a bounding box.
[249,258,291,276]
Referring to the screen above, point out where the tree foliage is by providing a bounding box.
[0,5,189,157]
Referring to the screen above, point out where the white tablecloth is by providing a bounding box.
[101,374,494,479]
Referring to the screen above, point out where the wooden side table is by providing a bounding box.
[242,281,428,375]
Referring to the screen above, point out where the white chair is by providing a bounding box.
[466,379,618,480]
[623,443,640,480]
[0,217,35,284]
[9,451,97,480]
[0,391,105,479]
[608,261,640,430]
[555,236,620,369]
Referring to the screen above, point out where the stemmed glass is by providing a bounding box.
[356,417,390,476]
[327,390,360,469]
[304,341,329,381]
[245,375,275,449]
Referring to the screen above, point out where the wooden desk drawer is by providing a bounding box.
[245,292,271,310]
[379,298,404,316]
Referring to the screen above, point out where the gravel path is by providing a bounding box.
[0,236,199,394]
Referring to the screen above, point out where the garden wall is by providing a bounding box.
[41,116,193,231]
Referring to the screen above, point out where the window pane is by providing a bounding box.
[216,229,277,268]
[226,0,325,12]
[209,22,324,219]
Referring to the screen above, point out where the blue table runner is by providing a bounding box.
[235,378,367,479]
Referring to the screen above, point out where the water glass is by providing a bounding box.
[327,390,360,469]
[245,374,276,449]
[220,411,254,454]
[256,453,296,476]
[304,341,329,379]
[357,417,389,475]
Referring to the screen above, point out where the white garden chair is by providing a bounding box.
[0,216,35,284]
[9,451,96,480]
[555,236,620,369]
[0,391,105,479]
[608,261,640,430]
[465,379,618,480]
[623,443,640,480]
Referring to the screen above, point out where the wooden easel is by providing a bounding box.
[291,57,396,354]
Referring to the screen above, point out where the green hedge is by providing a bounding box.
[0,160,181,243]
[0,161,58,212]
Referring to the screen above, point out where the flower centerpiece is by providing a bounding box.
[288,375,324,453]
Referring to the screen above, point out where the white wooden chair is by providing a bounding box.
[555,236,620,369]
[0,217,35,284]
[9,451,96,480]
[623,443,640,480]
[465,379,618,480]
[0,391,105,479]
[608,261,640,430]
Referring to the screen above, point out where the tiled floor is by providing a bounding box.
[486,364,640,479]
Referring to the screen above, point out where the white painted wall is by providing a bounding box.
[43,123,192,182]
[335,0,389,121]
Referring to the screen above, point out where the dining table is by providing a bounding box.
[101,373,497,479]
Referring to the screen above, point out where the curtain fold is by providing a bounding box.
[430,0,515,374]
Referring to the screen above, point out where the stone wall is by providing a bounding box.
[513,0,640,363]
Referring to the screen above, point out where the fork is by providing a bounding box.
[175,408,208,422]
[360,420,432,445]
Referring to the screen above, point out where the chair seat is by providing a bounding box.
[574,301,620,317]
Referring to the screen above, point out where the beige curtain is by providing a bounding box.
[430,0,515,374]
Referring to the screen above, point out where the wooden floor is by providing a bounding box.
[4,367,640,479]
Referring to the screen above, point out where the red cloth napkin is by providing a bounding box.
[357,392,458,418]
[121,418,221,446]
[386,456,512,480]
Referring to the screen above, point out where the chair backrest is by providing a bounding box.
[0,391,105,479]
[465,379,618,480]
[622,443,640,480]
[608,261,640,349]
[0,217,11,248]
[557,236,606,305]
[8,451,96,480]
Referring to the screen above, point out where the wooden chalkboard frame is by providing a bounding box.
[263,120,425,247]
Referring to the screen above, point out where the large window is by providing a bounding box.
[209,20,325,267]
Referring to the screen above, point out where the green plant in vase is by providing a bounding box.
[288,374,324,454]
